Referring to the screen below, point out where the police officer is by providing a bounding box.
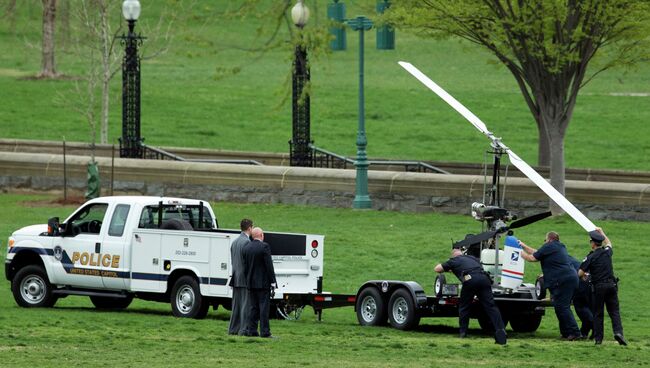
[519,231,582,340]
[569,256,593,338]
[578,228,627,346]
[434,249,507,345]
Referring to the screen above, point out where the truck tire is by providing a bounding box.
[387,288,420,330]
[11,265,57,308]
[161,219,193,231]
[90,295,134,309]
[170,276,209,319]
[509,313,542,333]
[356,287,387,326]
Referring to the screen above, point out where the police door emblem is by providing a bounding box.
[511,252,519,261]
[53,245,63,261]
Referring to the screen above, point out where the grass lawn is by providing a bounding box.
[1,193,649,367]
[0,2,649,171]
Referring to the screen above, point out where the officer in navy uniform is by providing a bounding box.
[569,256,593,338]
[434,249,507,345]
[519,231,582,340]
[578,228,627,346]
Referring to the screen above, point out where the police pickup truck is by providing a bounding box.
[5,196,324,318]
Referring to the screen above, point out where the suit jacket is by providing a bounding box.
[242,239,277,289]
[229,232,250,288]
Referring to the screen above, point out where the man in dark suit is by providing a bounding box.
[228,218,253,335]
[242,227,277,338]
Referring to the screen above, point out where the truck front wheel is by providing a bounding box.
[388,288,420,330]
[11,265,57,308]
[170,276,209,319]
[356,287,386,326]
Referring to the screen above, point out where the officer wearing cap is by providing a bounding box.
[578,228,627,346]
[434,249,507,345]
[519,231,582,340]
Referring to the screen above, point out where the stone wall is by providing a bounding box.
[2,151,650,221]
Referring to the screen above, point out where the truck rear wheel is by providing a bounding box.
[356,287,386,326]
[90,295,134,309]
[388,288,420,330]
[11,265,57,308]
[170,276,209,319]
[509,313,542,333]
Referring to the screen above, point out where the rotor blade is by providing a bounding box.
[399,60,597,233]
[453,230,498,249]
[509,211,552,229]
[398,61,491,136]
[506,149,596,232]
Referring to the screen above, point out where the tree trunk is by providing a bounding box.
[99,0,110,144]
[537,124,551,167]
[39,0,57,78]
[540,114,567,216]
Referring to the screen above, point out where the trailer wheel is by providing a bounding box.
[434,274,446,297]
[90,295,134,309]
[388,288,420,330]
[11,265,57,308]
[509,313,542,333]
[170,276,209,319]
[356,287,386,326]
[535,275,546,300]
[477,312,509,334]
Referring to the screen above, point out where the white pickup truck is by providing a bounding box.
[5,196,324,318]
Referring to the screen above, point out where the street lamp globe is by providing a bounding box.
[291,1,310,28]
[122,0,141,21]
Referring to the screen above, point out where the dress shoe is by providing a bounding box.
[614,333,628,346]
[261,334,278,339]
[565,335,581,341]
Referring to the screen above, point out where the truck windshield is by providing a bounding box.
[138,205,213,229]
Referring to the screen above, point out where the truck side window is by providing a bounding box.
[108,204,130,237]
[68,203,108,235]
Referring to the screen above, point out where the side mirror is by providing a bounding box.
[47,217,60,236]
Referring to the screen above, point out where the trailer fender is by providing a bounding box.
[356,280,428,311]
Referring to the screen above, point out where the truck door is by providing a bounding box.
[99,203,131,290]
[57,202,109,288]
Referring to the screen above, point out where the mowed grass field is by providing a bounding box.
[1,193,649,367]
[0,1,649,170]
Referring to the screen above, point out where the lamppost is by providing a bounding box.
[348,16,373,209]
[119,0,144,158]
[289,1,312,167]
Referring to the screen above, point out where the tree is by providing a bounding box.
[39,0,58,78]
[389,1,650,214]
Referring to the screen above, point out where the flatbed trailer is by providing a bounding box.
[283,278,551,333]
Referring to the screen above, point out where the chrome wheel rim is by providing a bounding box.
[392,297,409,325]
[435,278,442,294]
[21,275,46,304]
[361,295,377,323]
[176,286,195,314]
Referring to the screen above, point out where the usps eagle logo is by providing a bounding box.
[511,252,519,261]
